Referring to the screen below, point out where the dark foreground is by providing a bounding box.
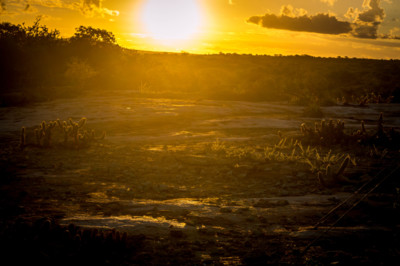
[1,96,399,265]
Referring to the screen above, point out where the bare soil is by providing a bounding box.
[1,94,399,265]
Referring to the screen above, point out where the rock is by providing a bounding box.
[253,199,289,208]
[278,189,290,196]
[220,207,233,213]
[297,171,308,178]
[157,184,170,192]
[170,230,185,238]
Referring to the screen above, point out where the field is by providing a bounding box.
[1,93,399,265]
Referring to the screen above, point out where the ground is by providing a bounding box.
[0,93,399,265]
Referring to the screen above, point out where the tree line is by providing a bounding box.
[1,19,400,106]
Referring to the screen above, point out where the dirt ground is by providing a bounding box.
[1,94,400,265]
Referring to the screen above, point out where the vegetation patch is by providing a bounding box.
[19,117,105,150]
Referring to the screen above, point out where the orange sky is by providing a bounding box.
[1,0,400,58]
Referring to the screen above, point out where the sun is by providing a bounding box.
[141,0,202,41]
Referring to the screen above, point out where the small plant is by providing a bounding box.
[211,138,226,153]
[42,121,57,147]
[394,188,400,209]
[368,145,388,159]
[19,127,26,150]
[316,155,358,187]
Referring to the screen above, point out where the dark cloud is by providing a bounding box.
[83,0,100,8]
[352,0,385,39]
[23,2,37,13]
[247,12,352,35]
[358,0,384,23]
[353,22,380,38]
[248,0,397,40]
[80,0,101,16]
[0,0,6,13]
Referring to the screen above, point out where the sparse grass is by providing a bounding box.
[205,137,356,176]
[337,93,395,106]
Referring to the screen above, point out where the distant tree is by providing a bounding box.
[70,26,116,46]
[64,57,97,88]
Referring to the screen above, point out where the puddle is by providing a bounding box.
[61,215,187,234]
[170,130,217,138]
[201,117,303,129]
[147,145,166,151]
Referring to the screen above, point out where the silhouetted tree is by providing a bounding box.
[0,17,60,46]
[0,22,26,45]
[70,26,116,46]
[24,17,60,43]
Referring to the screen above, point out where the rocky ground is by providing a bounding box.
[0,95,399,265]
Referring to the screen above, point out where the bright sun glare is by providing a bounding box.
[141,0,202,41]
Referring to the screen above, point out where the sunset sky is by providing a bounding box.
[1,0,400,58]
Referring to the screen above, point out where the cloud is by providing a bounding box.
[280,5,307,17]
[390,27,400,36]
[352,0,385,39]
[345,7,359,20]
[17,0,67,10]
[359,0,384,22]
[1,0,6,13]
[248,1,397,40]
[24,3,33,12]
[320,0,337,7]
[31,0,65,8]
[381,27,400,39]
[23,1,38,13]
[247,11,352,35]
[78,0,119,17]
[1,0,119,17]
